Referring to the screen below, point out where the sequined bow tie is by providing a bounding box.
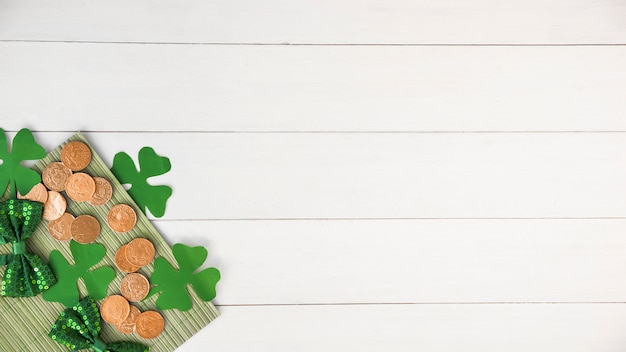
[0,199,56,297]
[50,296,150,352]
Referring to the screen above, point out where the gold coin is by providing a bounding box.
[100,295,130,325]
[115,245,141,273]
[120,273,150,302]
[48,212,75,241]
[42,162,72,192]
[114,305,141,334]
[17,183,48,203]
[65,172,96,202]
[43,191,67,221]
[125,238,155,267]
[60,141,92,171]
[88,177,113,206]
[107,204,137,232]
[135,311,164,339]
[70,214,101,244]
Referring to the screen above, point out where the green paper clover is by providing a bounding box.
[43,240,115,307]
[147,243,220,311]
[110,146,172,218]
[0,128,46,198]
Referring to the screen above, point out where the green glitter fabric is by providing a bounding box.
[49,296,150,352]
[0,199,56,297]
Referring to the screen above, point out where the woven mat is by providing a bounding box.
[0,133,219,352]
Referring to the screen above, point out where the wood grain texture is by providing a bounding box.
[76,132,624,220]
[1,43,625,132]
[0,0,625,44]
[188,304,626,352]
[12,130,626,219]
[155,219,626,305]
[1,0,625,351]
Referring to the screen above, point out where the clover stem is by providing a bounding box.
[9,179,16,199]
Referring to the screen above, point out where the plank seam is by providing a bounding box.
[152,217,626,222]
[1,40,626,46]
[215,302,626,307]
[6,130,626,134]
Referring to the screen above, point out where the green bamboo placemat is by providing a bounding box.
[0,132,219,351]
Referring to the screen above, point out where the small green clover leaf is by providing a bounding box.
[147,243,220,311]
[43,240,115,307]
[110,146,172,218]
[0,128,46,198]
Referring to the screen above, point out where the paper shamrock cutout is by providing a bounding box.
[110,146,172,218]
[0,128,46,198]
[147,243,220,311]
[43,240,115,307]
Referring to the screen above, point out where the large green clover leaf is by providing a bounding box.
[0,128,46,198]
[147,243,220,311]
[110,146,172,218]
[43,240,115,307]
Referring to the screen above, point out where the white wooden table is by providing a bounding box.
[1,1,626,351]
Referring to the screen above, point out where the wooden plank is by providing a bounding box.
[184,304,626,351]
[1,43,625,132]
[0,0,624,44]
[156,219,626,304]
[20,132,626,220]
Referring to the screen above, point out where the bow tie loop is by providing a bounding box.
[0,199,56,297]
[49,296,150,352]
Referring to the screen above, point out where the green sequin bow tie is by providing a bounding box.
[50,296,150,352]
[0,199,56,297]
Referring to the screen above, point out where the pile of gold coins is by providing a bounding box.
[100,238,163,338]
[19,140,166,339]
[17,141,139,243]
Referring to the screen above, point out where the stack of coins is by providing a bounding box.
[106,238,163,338]
[41,141,110,207]
[100,295,165,339]
[29,140,138,242]
[115,238,155,273]
[116,239,154,307]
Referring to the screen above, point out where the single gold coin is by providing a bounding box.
[87,177,113,206]
[43,191,67,221]
[100,295,130,325]
[115,245,141,273]
[60,141,92,171]
[120,273,150,302]
[70,214,101,244]
[48,212,75,241]
[135,311,164,339]
[114,305,141,334]
[17,183,48,203]
[42,162,72,192]
[107,204,137,232]
[65,172,96,202]
[125,238,155,267]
